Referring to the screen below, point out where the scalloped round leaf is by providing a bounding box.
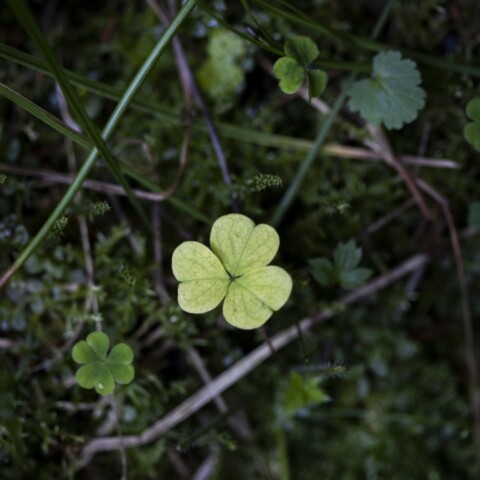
[210,214,280,276]
[273,57,305,94]
[284,36,319,67]
[85,331,109,359]
[348,51,426,130]
[464,123,480,152]
[466,98,480,122]
[109,363,135,385]
[306,69,328,98]
[72,340,98,364]
[76,362,115,395]
[222,266,292,329]
[107,343,134,364]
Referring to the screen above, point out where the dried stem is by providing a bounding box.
[146,0,239,211]
[416,179,480,445]
[76,253,429,469]
[367,124,434,221]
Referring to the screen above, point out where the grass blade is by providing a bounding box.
[8,0,151,228]
[0,82,92,149]
[0,43,337,151]
[0,0,199,289]
[251,0,480,77]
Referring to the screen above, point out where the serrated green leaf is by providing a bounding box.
[466,98,480,122]
[334,240,362,271]
[306,69,328,98]
[339,268,372,290]
[172,214,292,330]
[309,258,336,286]
[273,57,305,94]
[283,372,329,418]
[348,51,426,130]
[284,36,319,67]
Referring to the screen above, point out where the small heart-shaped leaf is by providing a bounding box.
[466,98,480,122]
[306,70,328,99]
[273,36,327,98]
[284,36,319,67]
[273,57,305,94]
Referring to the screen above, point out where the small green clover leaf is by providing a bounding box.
[273,36,328,99]
[309,240,372,290]
[348,51,426,130]
[464,98,480,152]
[72,332,134,395]
[172,214,292,330]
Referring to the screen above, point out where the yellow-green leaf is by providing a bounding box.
[273,57,305,94]
[172,241,230,313]
[172,214,292,330]
[223,266,292,329]
[210,214,279,276]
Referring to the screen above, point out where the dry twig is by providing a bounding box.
[76,253,429,469]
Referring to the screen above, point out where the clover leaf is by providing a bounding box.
[309,240,372,290]
[273,36,328,99]
[72,332,134,395]
[348,51,426,130]
[464,98,480,152]
[172,214,292,330]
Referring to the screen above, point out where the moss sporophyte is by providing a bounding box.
[172,214,292,330]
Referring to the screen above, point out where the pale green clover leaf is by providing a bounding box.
[273,36,328,99]
[464,98,480,152]
[348,51,426,130]
[172,214,292,330]
[72,332,134,395]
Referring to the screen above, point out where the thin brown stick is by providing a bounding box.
[146,0,238,211]
[416,179,480,444]
[367,124,434,221]
[152,202,169,301]
[357,199,416,240]
[0,163,173,200]
[76,253,429,468]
